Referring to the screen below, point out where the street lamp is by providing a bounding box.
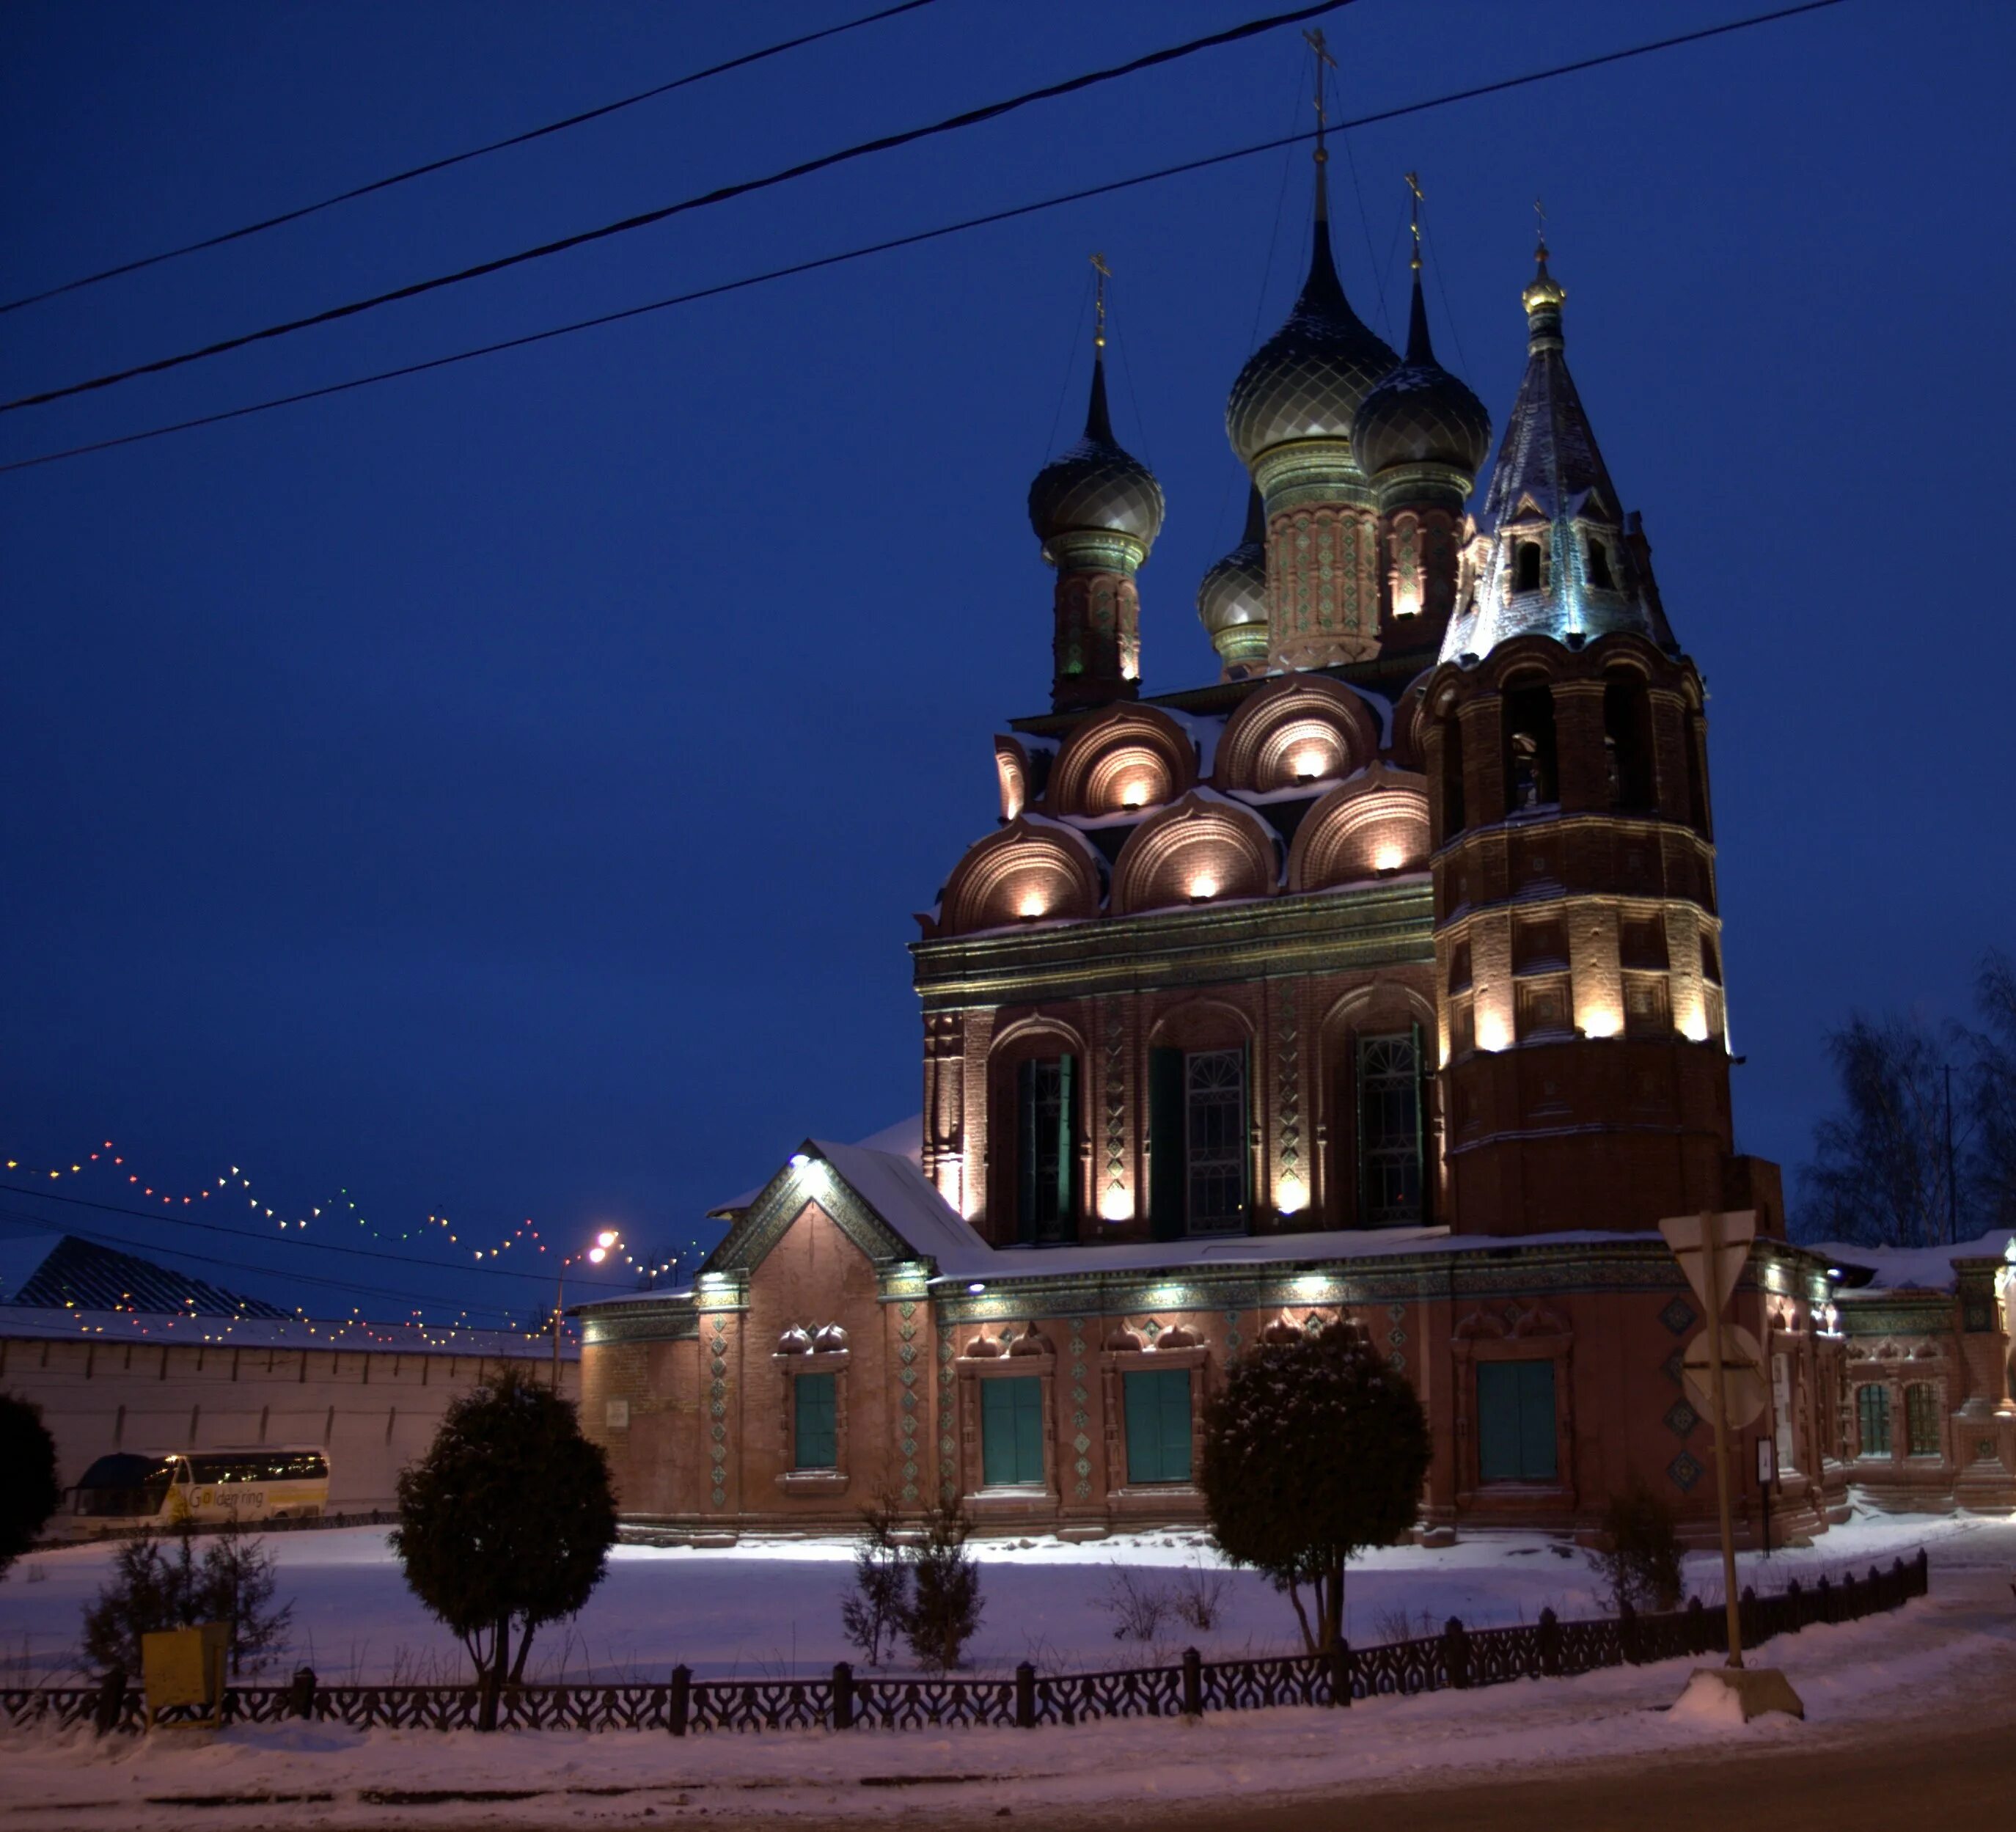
[554,1228,622,1389]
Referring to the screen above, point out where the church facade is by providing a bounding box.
[578,152,2016,1543]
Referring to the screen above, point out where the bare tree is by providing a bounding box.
[1797,950,2015,1246]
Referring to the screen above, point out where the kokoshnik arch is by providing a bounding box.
[576,141,2016,1541]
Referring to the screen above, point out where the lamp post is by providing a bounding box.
[554,1228,620,1391]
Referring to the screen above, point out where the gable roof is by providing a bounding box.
[0,1231,290,1318]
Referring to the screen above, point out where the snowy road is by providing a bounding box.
[2,1512,2009,1828]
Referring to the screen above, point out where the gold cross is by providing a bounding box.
[1091,251,1110,351]
[1533,195,1548,258]
[1304,26,1337,134]
[1406,171,1423,266]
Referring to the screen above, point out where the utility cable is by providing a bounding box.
[0,0,945,317]
[1,0,1853,475]
[0,0,1359,417]
[0,1179,642,1291]
[0,1206,526,1319]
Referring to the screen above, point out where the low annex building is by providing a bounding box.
[577,145,2016,1540]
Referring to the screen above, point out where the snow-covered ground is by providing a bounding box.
[1,1514,2009,1829]
[0,1508,1976,1688]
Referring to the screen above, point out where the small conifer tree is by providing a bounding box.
[897,1500,983,1672]
[1593,1479,1685,1613]
[392,1365,616,1729]
[0,1394,61,1579]
[839,1494,910,1666]
[1198,1327,1431,1655]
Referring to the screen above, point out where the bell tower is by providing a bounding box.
[1424,241,1770,1238]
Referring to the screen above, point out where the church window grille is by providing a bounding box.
[793,1373,837,1470]
[1357,1030,1424,1228]
[1123,1368,1193,1484]
[980,1376,1045,1487]
[1855,1383,1891,1459]
[1904,1382,1940,1458]
[1016,1055,1079,1245]
[1184,1049,1247,1236]
[1476,1360,1557,1481]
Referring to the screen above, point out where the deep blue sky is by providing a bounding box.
[2,1,2010,1320]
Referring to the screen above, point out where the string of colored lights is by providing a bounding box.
[1,1137,700,1287]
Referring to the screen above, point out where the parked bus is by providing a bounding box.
[64,1448,331,1536]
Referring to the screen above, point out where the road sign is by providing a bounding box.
[1684,1322,1767,1429]
[1658,1209,1756,1312]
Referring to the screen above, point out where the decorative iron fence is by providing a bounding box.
[1,1550,1928,1737]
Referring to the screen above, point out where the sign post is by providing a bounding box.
[1658,1211,1804,1721]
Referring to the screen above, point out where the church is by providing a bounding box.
[578,129,2016,1543]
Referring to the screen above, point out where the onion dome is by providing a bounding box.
[1225,198,1396,469]
[1028,356,1165,552]
[1352,263,1490,479]
[1196,485,1268,641]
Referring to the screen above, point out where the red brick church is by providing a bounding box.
[579,144,2016,1542]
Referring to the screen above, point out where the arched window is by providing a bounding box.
[1905,1382,1940,1458]
[1603,676,1654,809]
[1514,541,1543,593]
[1440,714,1466,840]
[1585,532,1616,590]
[1503,684,1557,813]
[1855,1383,1891,1459]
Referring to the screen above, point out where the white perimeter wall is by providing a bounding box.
[2,1324,580,1514]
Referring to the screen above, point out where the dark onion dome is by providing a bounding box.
[1225,206,1397,468]
[1196,485,1268,639]
[1028,356,1165,551]
[1352,264,1491,479]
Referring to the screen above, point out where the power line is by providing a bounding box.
[0,1,945,318]
[1,0,1853,476]
[0,0,1358,417]
[0,1179,643,1292]
[0,1206,524,1319]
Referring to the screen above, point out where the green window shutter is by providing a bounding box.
[1239,1038,1253,1225]
[1476,1363,1520,1481]
[1016,1059,1039,1243]
[1124,1368,1192,1483]
[1412,1018,1431,1226]
[793,1373,837,1470]
[1478,1362,1556,1480]
[982,1377,1044,1487]
[1148,1047,1185,1240]
[1517,1360,1557,1481]
[1056,1053,1077,1230]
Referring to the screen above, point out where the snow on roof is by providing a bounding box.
[1157,706,1225,777]
[1815,1229,2016,1297]
[927,1225,1676,1285]
[809,1138,984,1272]
[851,1113,923,1165]
[0,1305,571,1356]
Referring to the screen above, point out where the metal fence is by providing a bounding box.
[3,1550,1928,1737]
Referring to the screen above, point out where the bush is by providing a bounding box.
[0,1394,60,1578]
[79,1521,292,1676]
[1095,1564,1168,1641]
[1592,1480,1685,1613]
[897,1501,983,1672]
[392,1366,617,1728]
[1198,1326,1431,1655]
[839,1495,909,1666]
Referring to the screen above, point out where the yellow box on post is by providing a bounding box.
[142,1623,230,1730]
